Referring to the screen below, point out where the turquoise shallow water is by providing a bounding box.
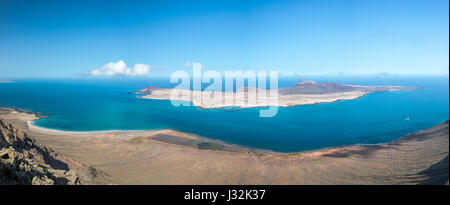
[0,77,448,152]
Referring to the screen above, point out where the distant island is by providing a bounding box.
[135,80,418,109]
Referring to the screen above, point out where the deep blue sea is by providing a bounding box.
[0,76,448,152]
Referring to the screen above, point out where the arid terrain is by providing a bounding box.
[0,107,448,185]
[137,80,418,109]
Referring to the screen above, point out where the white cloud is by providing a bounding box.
[90,60,151,76]
[133,64,151,76]
[183,61,192,68]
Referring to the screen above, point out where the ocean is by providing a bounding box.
[0,76,448,152]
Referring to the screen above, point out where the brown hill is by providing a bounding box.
[279,80,418,95]
[279,80,359,94]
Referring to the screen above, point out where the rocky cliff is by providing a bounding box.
[0,119,80,185]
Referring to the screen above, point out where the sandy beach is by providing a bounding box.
[0,107,447,185]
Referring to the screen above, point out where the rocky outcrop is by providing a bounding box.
[0,119,80,185]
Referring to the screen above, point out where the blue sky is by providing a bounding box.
[0,0,448,78]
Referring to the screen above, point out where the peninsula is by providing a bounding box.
[136,80,418,109]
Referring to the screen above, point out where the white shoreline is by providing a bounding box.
[26,120,172,136]
[4,105,440,155]
[26,117,433,155]
[26,119,275,153]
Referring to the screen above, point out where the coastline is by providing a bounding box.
[13,108,262,154]
[137,91,369,110]
[26,119,267,154]
[139,89,369,109]
[0,106,448,184]
[135,82,418,110]
[6,106,446,155]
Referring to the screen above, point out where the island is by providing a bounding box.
[135,80,418,109]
